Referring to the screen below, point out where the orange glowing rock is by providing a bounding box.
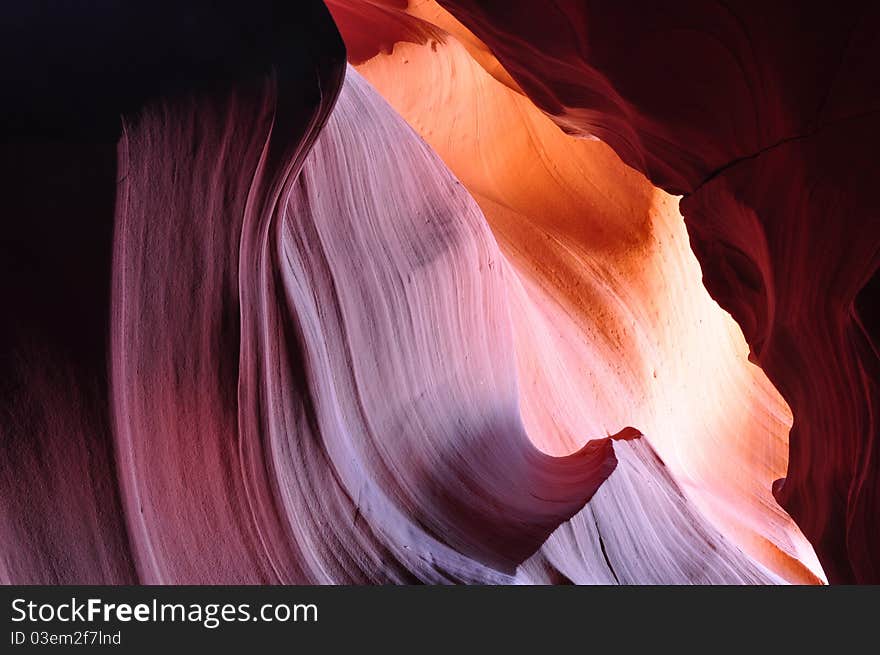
[335,2,825,583]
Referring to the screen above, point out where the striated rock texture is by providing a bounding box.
[113,62,636,583]
[1,0,875,585]
[328,0,824,584]
[1,1,650,584]
[0,0,347,583]
[419,0,878,584]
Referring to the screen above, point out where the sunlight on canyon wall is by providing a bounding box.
[327,0,826,583]
[3,1,875,585]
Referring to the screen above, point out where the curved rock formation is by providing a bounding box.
[1,0,875,585]
[113,65,629,583]
[682,125,880,583]
[0,0,347,584]
[336,2,824,583]
[425,0,879,583]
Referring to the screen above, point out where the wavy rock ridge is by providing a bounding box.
[357,0,879,583]
[1,1,876,584]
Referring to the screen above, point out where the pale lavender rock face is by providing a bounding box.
[269,69,625,581]
[108,67,627,583]
[524,438,783,584]
[108,66,785,583]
